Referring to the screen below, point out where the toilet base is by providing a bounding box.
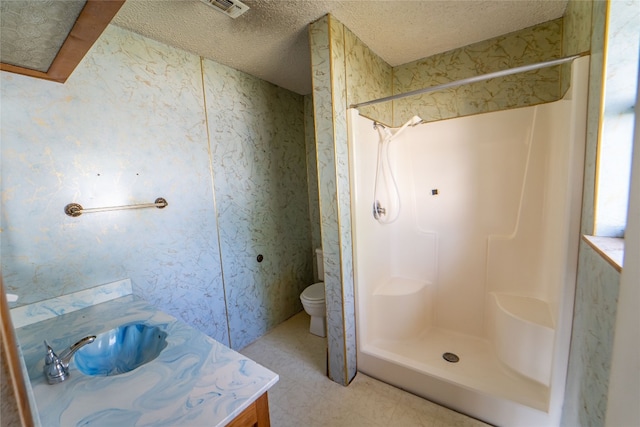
[309,315,326,337]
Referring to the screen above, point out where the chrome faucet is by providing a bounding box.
[44,336,96,384]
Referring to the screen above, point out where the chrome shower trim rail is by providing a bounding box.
[350,53,587,109]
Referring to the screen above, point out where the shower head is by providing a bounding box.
[391,115,423,140]
[408,115,423,126]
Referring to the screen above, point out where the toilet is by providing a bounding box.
[300,248,326,337]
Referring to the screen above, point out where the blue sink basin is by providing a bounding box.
[74,323,167,376]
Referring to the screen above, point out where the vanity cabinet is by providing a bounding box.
[227,392,270,427]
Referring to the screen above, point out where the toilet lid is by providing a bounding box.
[302,283,325,302]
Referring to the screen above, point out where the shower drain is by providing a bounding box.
[442,352,460,363]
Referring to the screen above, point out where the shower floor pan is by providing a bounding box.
[361,327,549,412]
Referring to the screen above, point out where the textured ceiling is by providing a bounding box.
[113,0,568,95]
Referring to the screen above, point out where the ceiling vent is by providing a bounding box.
[200,0,249,18]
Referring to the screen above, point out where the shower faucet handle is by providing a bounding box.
[373,200,386,220]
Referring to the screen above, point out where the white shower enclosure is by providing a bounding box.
[349,58,589,426]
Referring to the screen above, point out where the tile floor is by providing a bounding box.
[240,312,492,427]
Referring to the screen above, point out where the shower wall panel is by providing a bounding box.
[406,110,534,335]
[353,108,535,336]
[348,110,394,346]
[353,65,586,336]
[486,93,587,320]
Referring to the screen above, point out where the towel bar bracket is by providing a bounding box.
[64,203,84,217]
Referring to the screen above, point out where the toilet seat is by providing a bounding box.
[301,283,325,302]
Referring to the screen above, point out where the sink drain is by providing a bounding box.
[443,352,459,363]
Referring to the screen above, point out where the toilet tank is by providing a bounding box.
[315,248,324,282]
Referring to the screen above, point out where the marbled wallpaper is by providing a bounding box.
[304,95,322,270]
[561,0,593,94]
[1,24,310,351]
[328,15,358,386]
[343,25,393,126]
[392,18,563,126]
[310,15,356,386]
[202,58,311,350]
[562,242,621,426]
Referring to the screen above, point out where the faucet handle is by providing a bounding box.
[43,340,68,384]
[43,340,57,366]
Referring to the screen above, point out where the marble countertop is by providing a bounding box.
[15,294,278,427]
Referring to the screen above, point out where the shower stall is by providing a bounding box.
[348,58,589,426]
